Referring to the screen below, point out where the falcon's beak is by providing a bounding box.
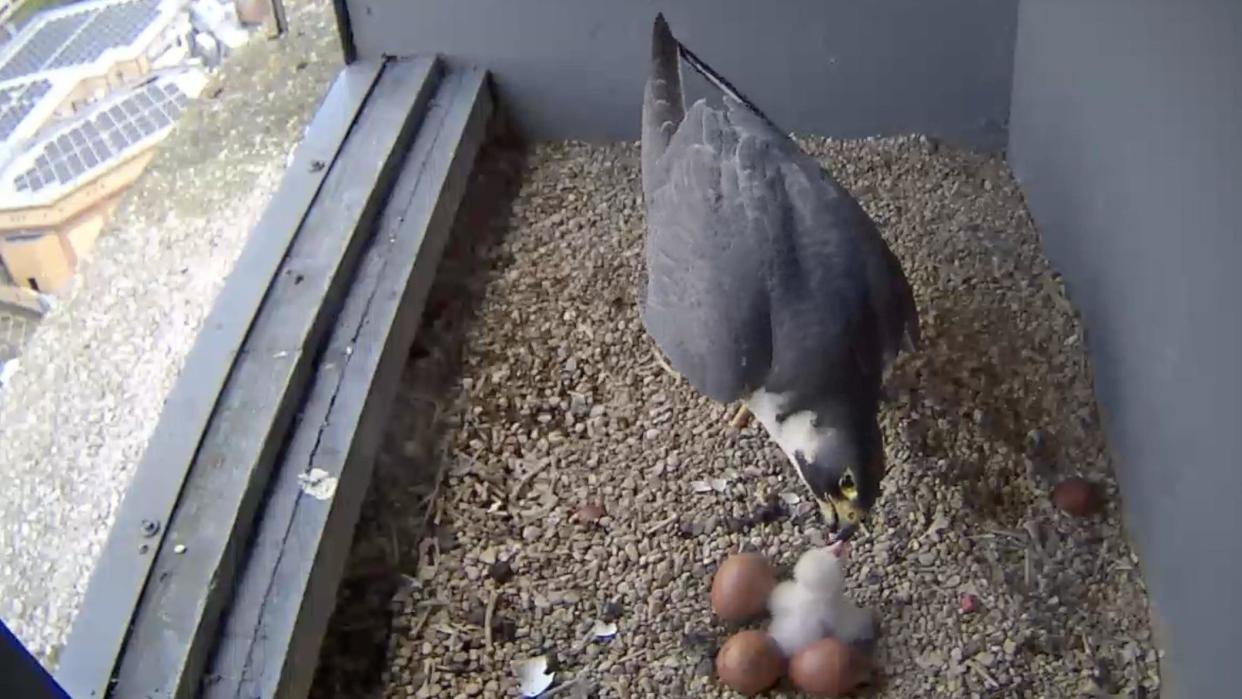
[819,496,867,543]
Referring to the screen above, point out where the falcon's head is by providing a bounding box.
[789,416,884,543]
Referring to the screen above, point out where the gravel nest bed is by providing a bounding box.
[314,137,1160,698]
[0,0,337,664]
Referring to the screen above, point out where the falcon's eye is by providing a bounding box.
[839,472,858,500]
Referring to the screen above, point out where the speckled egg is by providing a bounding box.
[710,552,777,622]
[715,629,784,696]
[788,637,871,696]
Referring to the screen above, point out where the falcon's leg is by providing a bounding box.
[729,403,752,429]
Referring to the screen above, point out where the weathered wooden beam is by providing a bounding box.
[55,59,387,699]
[105,57,442,699]
[205,65,493,699]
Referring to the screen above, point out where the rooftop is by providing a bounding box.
[0,0,164,81]
[1,67,206,211]
[0,0,185,173]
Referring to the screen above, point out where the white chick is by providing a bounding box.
[767,580,830,657]
[802,545,876,646]
[767,545,876,657]
[792,546,848,599]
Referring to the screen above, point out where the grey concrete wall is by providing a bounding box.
[344,0,1017,150]
[1009,2,1242,697]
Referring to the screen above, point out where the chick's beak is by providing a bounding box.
[819,495,868,543]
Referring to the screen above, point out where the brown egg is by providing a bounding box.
[710,552,777,622]
[1051,477,1102,516]
[789,637,871,697]
[715,629,784,696]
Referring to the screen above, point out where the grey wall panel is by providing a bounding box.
[344,0,1017,149]
[1009,2,1242,696]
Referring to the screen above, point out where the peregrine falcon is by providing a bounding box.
[639,14,920,542]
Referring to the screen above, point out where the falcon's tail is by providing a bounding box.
[673,27,782,133]
[642,13,684,191]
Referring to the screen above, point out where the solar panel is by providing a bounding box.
[48,0,162,70]
[0,12,92,81]
[0,79,53,141]
[0,0,164,82]
[11,74,189,196]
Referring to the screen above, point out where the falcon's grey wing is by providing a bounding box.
[639,14,776,403]
[727,100,919,399]
[641,98,777,404]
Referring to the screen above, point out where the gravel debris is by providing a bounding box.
[0,0,338,665]
[314,136,1161,698]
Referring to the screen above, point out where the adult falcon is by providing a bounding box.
[639,14,920,543]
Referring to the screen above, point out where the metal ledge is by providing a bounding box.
[55,55,493,698]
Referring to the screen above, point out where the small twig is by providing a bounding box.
[615,648,648,666]
[484,589,500,650]
[435,484,450,526]
[418,659,433,695]
[652,347,680,381]
[644,513,678,535]
[408,601,441,639]
[510,459,550,502]
[969,660,1001,689]
[420,464,450,531]
[983,527,1025,540]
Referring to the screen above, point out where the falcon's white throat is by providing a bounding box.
[746,388,834,495]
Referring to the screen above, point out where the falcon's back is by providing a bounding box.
[639,14,919,409]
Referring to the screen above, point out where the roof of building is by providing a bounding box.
[0,0,184,160]
[0,0,165,80]
[0,0,194,214]
[0,67,205,211]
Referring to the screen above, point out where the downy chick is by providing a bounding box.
[767,544,875,657]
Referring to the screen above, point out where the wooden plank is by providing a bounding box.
[104,57,443,699]
[205,66,493,699]
[55,59,385,699]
